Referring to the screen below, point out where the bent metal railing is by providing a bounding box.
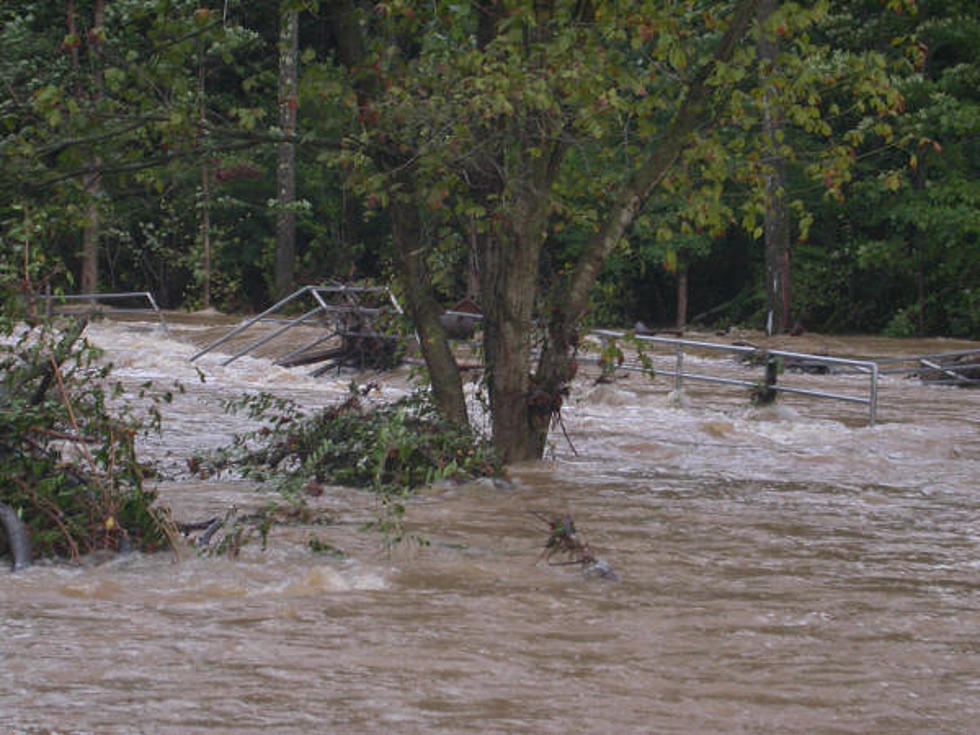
[591,329,880,427]
[189,285,403,366]
[38,291,169,334]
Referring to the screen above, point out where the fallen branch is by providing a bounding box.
[532,511,617,581]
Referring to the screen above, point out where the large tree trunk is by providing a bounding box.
[274,4,298,298]
[758,0,792,336]
[478,122,564,462]
[479,217,545,462]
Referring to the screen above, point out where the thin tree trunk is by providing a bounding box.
[388,180,468,426]
[676,257,688,332]
[758,0,792,336]
[916,251,925,337]
[275,4,298,298]
[200,163,212,309]
[69,0,106,295]
[198,55,211,308]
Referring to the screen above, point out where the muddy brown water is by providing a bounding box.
[3,318,979,733]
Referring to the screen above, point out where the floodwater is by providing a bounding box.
[3,317,980,733]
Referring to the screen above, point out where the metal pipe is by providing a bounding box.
[189,286,312,361]
[40,291,169,333]
[143,292,169,333]
[618,364,871,404]
[870,362,879,427]
[387,290,404,315]
[220,305,325,366]
[275,330,340,366]
[590,331,881,424]
[41,291,158,300]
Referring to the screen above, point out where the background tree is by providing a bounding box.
[274,0,299,298]
[315,0,909,461]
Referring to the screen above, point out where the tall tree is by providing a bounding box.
[319,0,908,462]
[757,0,792,335]
[66,0,107,294]
[274,1,299,297]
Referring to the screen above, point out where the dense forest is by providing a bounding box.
[2,1,976,335]
[1,1,978,460]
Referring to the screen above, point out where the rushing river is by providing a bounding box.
[3,317,979,733]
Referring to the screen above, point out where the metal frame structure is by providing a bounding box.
[38,291,169,333]
[188,285,403,366]
[591,329,881,426]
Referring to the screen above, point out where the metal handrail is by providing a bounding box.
[38,291,169,334]
[591,329,880,426]
[189,285,403,366]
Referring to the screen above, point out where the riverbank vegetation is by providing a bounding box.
[2,1,977,464]
[0,304,176,566]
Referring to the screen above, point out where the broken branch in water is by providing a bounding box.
[530,511,618,581]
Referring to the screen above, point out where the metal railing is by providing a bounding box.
[38,291,169,334]
[189,285,403,366]
[591,329,881,426]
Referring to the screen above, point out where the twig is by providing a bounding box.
[555,412,578,456]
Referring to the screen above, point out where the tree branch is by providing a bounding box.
[561,0,761,328]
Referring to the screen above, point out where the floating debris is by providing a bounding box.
[533,512,618,581]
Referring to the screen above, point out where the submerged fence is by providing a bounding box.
[591,329,881,426]
[37,291,169,333]
[40,286,980,429]
[188,285,402,366]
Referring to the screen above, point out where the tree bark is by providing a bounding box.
[478,203,548,461]
[275,4,299,298]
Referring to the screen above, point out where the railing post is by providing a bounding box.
[143,291,169,334]
[675,348,684,392]
[869,362,878,427]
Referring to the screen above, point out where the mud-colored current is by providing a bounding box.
[2,318,979,733]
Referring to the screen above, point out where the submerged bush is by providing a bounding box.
[194,386,503,497]
[0,317,176,564]
[191,386,502,548]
